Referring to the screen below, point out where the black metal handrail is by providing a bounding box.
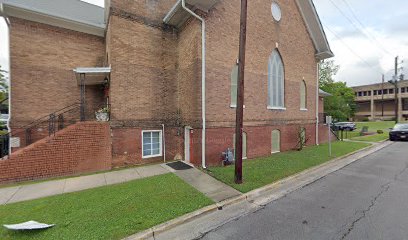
[0,134,9,158]
[0,103,110,158]
[11,102,81,138]
[330,128,341,141]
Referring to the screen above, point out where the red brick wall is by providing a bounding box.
[189,123,317,166]
[319,97,325,113]
[203,0,319,126]
[10,126,50,151]
[318,124,337,144]
[9,17,105,127]
[177,19,202,127]
[107,15,178,125]
[7,1,324,167]
[104,0,321,165]
[110,0,178,24]
[0,122,112,184]
[111,127,183,168]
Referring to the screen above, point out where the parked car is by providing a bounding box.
[331,122,357,131]
[389,123,408,141]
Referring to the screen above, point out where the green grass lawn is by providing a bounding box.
[355,121,395,131]
[207,141,370,193]
[0,174,213,240]
[350,132,389,142]
[343,130,361,139]
[340,121,395,142]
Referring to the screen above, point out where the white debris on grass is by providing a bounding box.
[3,221,55,230]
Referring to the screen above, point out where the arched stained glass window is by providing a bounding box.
[231,64,238,107]
[300,80,307,110]
[268,49,285,109]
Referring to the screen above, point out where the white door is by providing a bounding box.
[184,127,191,163]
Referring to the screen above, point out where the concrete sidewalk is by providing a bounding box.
[0,164,169,205]
[162,164,241,202]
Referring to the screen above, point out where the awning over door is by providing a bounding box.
[73,67,111,85]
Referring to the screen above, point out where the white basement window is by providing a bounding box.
[142,130,162,158]
[271,129,281,153]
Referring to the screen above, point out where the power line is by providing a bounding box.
[328,0,394,58]
[340,0,394,57]
[323,24,383,75]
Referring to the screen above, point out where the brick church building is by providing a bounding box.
[0,0,333,183]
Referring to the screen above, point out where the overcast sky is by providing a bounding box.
[314,0,408,86]
[1,0,407,87]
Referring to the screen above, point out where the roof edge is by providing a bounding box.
[351,79,408,89]
[1,3,105,37]
[163,0,181,24]
[296,0,334,61]
[73,66,112,74]
[163,0,219,28]
[319,89,332,97]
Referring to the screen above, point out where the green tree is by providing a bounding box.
[0,65,8,102]
[319,60,356,121]
[319,60,339,87]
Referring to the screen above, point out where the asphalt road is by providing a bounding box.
[201,142,408,240]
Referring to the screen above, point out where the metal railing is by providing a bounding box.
[319,113,328,124]
[0,134,9,158]
[0,103,110,158]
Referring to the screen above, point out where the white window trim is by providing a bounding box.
[267,106,286,110]
[230,104,246,108]
[142,130,163,159]
[300,108,308,111]
[271,151,281,154]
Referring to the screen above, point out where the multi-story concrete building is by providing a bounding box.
[352,80,408,122]
[0,0,333,183]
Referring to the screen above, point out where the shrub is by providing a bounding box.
[377,130,384,134]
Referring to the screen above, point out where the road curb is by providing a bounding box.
[124,141,392,240]
[123,204,219,240]
[124,194,249,240]
[243,141,392,205]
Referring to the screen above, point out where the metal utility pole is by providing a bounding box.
[381,74,384,117]
[326,116,332,157]
[234,0,248,184]
[394,56,399,123]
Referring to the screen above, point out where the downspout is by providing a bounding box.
[316,61,320,145]
[0,5,12,153]
[181,0,206,169]
[162,124,166,163]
